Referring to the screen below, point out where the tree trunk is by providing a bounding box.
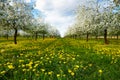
[14,28,18,44]
[35,32,38,40]
[95,35,98,40]
[6,33,9,40]
[104,29,108,44]
[43,33,45,40]
[86,32,89,42]
[116,34,118,39]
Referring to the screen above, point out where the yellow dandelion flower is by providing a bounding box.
[34,64,39,68]
[1,49,5,53]
[1,71,6,74]
[36,73,39,76]
[22,64,25,67]
[29,66,32,69]
[68,69,72,73]
[32,69,36,72]
[72,58,75,60]
[41,69,45,72]
[22,69,26,72]
[46,57,49,60]
[63,74,66,77]
[75,65,79,68]
[48,71,53,75]
[19,60,24,63]
[71,72,75,76]
[57,74,60,77]
[98,69,103,73]
[29,61,33,65]
[8,65,14,69]
[7,62,11,65]
[20,54,23,56]
[88,64,92,67]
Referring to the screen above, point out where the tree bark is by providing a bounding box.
[104,29,108,44]
[35,32,38,40]
[117,34,118,39]
[14,28,18,44]
[6,33,8,40]
[95,35,98,40]
[86,32,89,42]
[43,33,45,40]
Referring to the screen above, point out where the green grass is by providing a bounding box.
[0,38,120,80]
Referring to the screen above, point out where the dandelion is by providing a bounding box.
[57,74,60,77]
[22,69,26,72]
[99,69,103,73]
[41,69,45,72]
[1,49,5,53]
[71,72,75,76]
[29,66,32,69]
[75,65,79,68]
[68,69,72,73]
[1,71,6,74]
[8,64,14,69]
[36,73,39,76]
[46,57,50,60]
[29,61,33,65]
[32,69,36,72]
[48,71,53,75]
[72,58,75,60]
[20,54,23,56]
[19,60,24,63]
[98,69,103,76]
[7,62,11,65]
[22,64,25,67]
[34,64,39,68]
[63,74,66,77]
[88,64,92,67]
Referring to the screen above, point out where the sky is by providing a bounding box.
[26,0,113,37]
[26,0,85,37]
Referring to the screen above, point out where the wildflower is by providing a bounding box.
[32,69,36,72]
[88,64,92,67]
[8,64,14,69]
[36,73,39,76]
[57,74,60,77]
[34,64,39,68]
[75,65,79,68]
[63,74,66,77]
[71,72,75,76]
[1,71,6,74]
[20,54,23,56]
[22,69,26,72]
[72,58,75,60]
[41,69,45,72]
[1,49,5,53]
[19,60,24,63]
[68,69,72,73]
[48,71,53,75]
[29,66,32,69]
[22,64,25,67]
[99,69,103,73]
[29,61,33,65]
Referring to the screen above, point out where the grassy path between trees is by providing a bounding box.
[0,38,120,80]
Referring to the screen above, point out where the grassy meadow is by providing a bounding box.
[0,37,120,80]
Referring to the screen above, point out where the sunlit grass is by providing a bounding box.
[0,38,120,80]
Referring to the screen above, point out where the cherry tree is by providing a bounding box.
[0,0,33,44]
